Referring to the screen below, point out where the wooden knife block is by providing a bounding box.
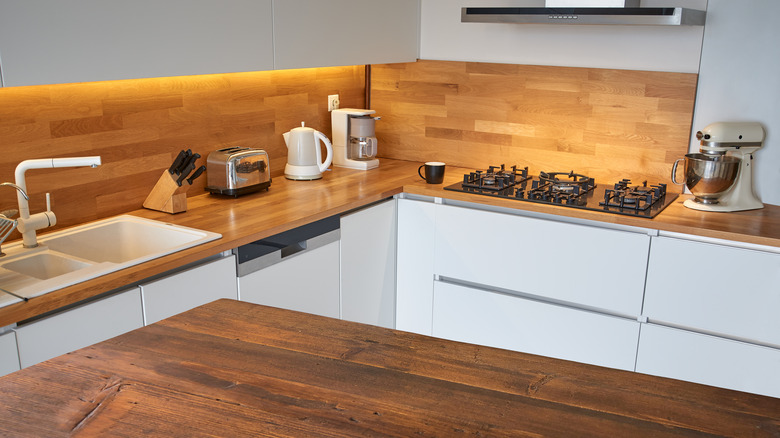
[143,171,189,214]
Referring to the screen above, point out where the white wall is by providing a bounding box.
[689,0,780,206]
[420,0,707,73]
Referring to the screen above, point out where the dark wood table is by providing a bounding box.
[1,299,778,437]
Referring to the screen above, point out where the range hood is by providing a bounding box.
[461,6,706,26]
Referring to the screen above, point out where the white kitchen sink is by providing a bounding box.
[3,253,92,280]
[0,215,221,303]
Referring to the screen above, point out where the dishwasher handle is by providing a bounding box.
[235,228,339,277]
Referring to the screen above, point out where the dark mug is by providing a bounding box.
[418,162,445,184]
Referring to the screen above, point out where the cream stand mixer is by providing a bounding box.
[672,121,764,212]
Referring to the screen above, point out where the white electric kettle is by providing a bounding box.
[283,122,333,180]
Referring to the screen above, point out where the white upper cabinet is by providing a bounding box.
[0,0,420,87]
[0,0,274,86]
[272,0,419,70]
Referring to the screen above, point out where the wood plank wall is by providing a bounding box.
[0,60,698,235]
[0,66,365,232]
[371,60,698,186]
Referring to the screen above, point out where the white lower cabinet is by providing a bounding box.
[239,241,340,318]
[340,200,397,328]
[645,236,780,346]
[636,324,780,398]
[434,204,649,316]
[0,331,20,377]
[640,235,780,398]
[432,281,640,371]
[141,255,238,325]
[394,199,780,397]
[395,198,437,335]
[15,288,144,368]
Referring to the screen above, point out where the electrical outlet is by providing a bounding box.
[328,94,340,112]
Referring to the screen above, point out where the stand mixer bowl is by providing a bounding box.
[678,153,740,204]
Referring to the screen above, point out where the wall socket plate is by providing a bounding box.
[328,94,340,112]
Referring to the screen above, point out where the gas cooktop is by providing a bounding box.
[444,164,678,218]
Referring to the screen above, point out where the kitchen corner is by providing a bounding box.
[3,157,779,329]
[2,158,780,434]
[2,0,780,432]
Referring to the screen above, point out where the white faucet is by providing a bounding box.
[14,156,102,248]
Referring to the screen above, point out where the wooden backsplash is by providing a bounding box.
[0,59,698,234]
[0,66,365,232]
[371,60,698,185]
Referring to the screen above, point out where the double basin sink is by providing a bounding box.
[0,215,221,306]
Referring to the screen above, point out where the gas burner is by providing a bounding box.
[538,171,595,192]
[462,164,530,191]
[444,165,678,218]
[526,171,596,205]
[600,179,667,212]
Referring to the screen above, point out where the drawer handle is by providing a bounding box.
[281,241,306,259]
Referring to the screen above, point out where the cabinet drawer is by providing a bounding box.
[645,236,780,346]
[15,288,143,368]
[239,241,340,318]
[434,204,649,316]
[141,255,238,325]
[0,331,19,377]
[432,281,640,371]
[636,323,780,398]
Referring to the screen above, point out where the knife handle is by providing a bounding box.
[169,149,189,174]
[187,165,207,185]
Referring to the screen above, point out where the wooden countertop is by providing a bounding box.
[1,299,778,437]
[2,158,780,327]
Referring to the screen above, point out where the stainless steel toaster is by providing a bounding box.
[205,147,271,197]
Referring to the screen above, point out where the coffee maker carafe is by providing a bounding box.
[331,108,380,170]
[348,115,378,161]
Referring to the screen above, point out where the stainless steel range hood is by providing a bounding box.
[461,6,706,26]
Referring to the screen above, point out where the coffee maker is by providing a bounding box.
[672,121,764,212]
[331,108,380,170]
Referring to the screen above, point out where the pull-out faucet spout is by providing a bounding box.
[14,156,102,248]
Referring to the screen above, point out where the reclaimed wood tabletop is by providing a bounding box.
[1,299,778,437]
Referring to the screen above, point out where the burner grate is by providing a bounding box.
[600,180,667,212]
[443,164,678,218]
[525,171,596,206]
[462,164,530,191]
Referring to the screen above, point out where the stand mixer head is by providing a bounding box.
[672,122,764,212]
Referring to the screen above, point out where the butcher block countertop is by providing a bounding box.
[1,299,778,437]
[2,158,780,327]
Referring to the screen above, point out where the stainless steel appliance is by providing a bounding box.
[331,108,380,170]
[444,164,678,218]
[672,121,764,212]
[205,147,271,197]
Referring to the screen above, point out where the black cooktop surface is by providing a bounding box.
[444,165,679,218]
